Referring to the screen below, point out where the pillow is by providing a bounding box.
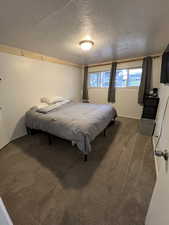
[31,103,48,110]
[48,96,65,104]
[37,100,70,113]
[41,96,65,105]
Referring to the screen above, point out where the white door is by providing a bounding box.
[0,107,9,150]
[0,198,13,225]
[145,95,169,225]
[146,156,169,225]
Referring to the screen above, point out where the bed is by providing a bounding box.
[25,101,117,161]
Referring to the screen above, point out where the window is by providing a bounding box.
[128,68,142,87]
[115,68,142,87]
[116,69,128,87]
[88,71,110,88]
[100,71,110,87]
[88,68,142,88]
[89,72,99,87]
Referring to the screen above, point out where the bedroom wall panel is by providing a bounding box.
[0,52,82,149]
[88,57,161,119]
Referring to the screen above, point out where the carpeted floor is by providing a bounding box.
[0,117,156,225]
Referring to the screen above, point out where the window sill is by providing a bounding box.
[88,86,140,89]
[116,86,140,89]
[88,87,109,89]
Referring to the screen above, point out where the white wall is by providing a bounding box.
[0,52,82,148]
[88,57,161,119]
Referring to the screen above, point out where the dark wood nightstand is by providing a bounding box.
[142,96,159,119]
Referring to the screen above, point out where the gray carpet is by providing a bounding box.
[0,117,156,225]
[139,118,155,136]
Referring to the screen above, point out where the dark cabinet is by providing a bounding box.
[142,96,159,119]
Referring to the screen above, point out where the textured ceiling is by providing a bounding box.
[0,0,169,64]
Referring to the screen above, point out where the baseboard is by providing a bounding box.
[118,114,141,120]
[0,131,27,151]
[11,131,27,142]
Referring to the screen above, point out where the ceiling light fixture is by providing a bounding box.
[79,40,94,51]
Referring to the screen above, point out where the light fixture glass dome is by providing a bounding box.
[79,40,94,51]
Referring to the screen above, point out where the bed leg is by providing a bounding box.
[48,134,52,145]
[72,141,76,147]
[111,120,115,125]
[84,154,88,162]
[104,128,107,137]
[26,127,32,136]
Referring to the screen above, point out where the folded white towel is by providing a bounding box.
[37,100,70,113]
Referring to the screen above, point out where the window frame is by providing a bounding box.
[88,66,142,89]
[88,70,111,89]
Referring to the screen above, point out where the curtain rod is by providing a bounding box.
[87,53,161,68]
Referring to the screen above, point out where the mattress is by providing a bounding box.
[25,102,117,154]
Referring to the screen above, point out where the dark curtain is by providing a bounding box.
[82,66,89,102]
[138,56,152,105]
[161,44,169,84]
[108,62,117,103]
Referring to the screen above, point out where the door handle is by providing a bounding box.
[155,150,169,161]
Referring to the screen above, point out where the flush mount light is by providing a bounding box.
[79,40,94,51]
